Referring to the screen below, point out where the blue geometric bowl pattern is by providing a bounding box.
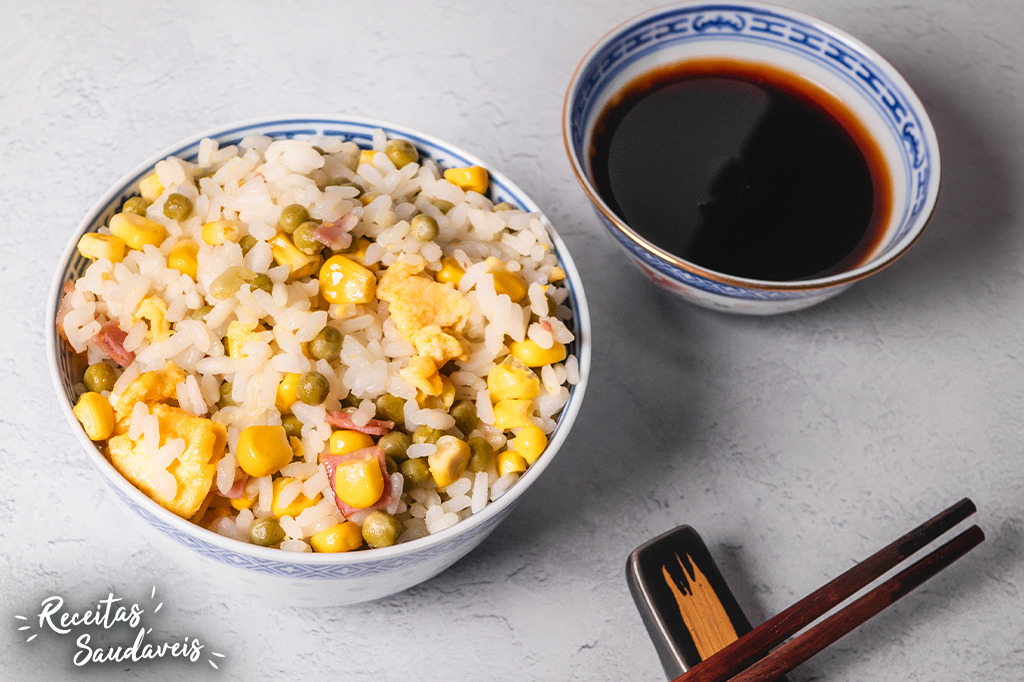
[564,2,940,306]
[48,116,591,591]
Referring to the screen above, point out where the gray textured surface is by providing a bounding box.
[2,1,1022,679]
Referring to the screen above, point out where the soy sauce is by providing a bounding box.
[589,59,892,281]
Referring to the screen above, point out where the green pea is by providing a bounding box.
[385,139,419,169]
[450,399,478,435]
[309,326,342,362]
[297,371,330,405]
[249,517,285,547]
[293,221,324,255]
[466,437,495,473]
[83,362,117,393]
[492,201,516,212]
[122,196,150,216]
[431,198,454,214]
[378,431,411,462]
[361,510,402,548]
[341,393,361,408]
[248,273,273,294]
[162,193,193,221]
[218,381,236,407]
[239,234,258,255]
[400,458,431,487]
[374,393,406,426]
[277,203,310,234]
[190,305,213,321]
[410,214,439,241]
[209,266,252,300]
[282,414,303,440]
[385,455,399,476]
[412,425,443,445]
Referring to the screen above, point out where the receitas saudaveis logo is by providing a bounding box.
[14,587,225,669]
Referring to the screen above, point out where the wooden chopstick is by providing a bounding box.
[727,524,984,681]
[674,498,980,682]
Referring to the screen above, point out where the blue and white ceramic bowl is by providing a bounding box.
[47,115,591,606]
[563,1,940,314]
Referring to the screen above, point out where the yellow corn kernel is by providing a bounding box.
[236,425,293,478]
[275,373,301,414]
[443,165,489,194]
[359,149,378,166]
[77,233,126,263]
[201,220,240,246]
[549,266,566,282]
[492,399,533,430]
[514,424,548,464]
[73,392,115,441]
[332,452,385,509]
[139,173,164,203]
[167,239,199,280]
[289,435,304,461]
[486,364,540,401]
[329,430,375,456]
[485,258,527,302]
[269,232,319,278]
[230,491,257,511]
[496,449,528,476]
[311,522,363,553]
[435,257,464,287]
[108,212,167,250]
[271,477,322,518]
[319,254,377,305]
[428,435,471,488]
[510,339,567,367]
[344,236,372,266]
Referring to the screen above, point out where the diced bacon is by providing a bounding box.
[55,281,76,341]
[217,473,249,500]
[313,213,357,250]
[325,410,394,435]
[320,446,400,518]
[93,320,135,367]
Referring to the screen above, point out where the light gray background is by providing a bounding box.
[3,1,1022,679]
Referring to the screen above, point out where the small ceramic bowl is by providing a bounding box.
[47,115,591,606]
[563,1,940,314]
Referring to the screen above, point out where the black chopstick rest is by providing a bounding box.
[627,526,762,680]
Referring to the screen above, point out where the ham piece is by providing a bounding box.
[313,214,358,250]
[325,410,394,436]
[93,320,135,367]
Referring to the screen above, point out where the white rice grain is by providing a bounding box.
[406,443,436,459]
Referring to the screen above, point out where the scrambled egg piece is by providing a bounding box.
[377,257,472,395]
[135,296,171,341]
[113,362,186,422]
[225,320,266,358]
[107,361,226,518]
[108,403,227,519]
[410,325,468,367]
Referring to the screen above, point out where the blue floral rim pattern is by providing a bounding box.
[567,3,939,301]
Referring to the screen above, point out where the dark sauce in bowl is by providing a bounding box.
[589,59,892,282]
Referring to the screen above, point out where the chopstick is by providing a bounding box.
[675,498,982,682]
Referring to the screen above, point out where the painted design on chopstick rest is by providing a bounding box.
[661,553,739,660]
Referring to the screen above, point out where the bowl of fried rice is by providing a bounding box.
[47,115,590,605]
